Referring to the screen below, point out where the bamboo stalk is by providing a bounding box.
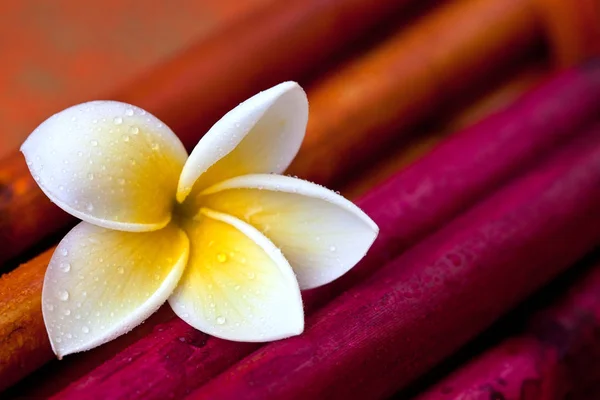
[340,65,546,199]
[0,0,425,266]
[413,258,600,400]
[51,65,600,399]
[286,0,544,184]
[187,123,600,400]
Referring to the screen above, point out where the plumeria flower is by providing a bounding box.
[21,82,378,359]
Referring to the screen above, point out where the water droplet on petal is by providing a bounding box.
[329,246,337,252]
[61,249,69,256]
[87,173,94,180]
[82,326,90,334]
[117,178,126,185]
[59,263,71,273]
[122,135,130,142]
[58,290,69,301]
[216,316,226,325]
[86,203,94,212]
[64,309,71,316]
[125,109,134,116]
[117,266,125,274]
[216,253,227,263]
[113,117,123,125]
[91,140,98,146]
[151,143,160,151]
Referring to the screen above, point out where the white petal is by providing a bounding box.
[21,101,187,231]
[199,174,378,289]
[42,222,189,358]
[169,208,304,342]
[176,82,308,204]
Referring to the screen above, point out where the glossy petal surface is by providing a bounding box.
[200,174,379,289]
[169,208,304,342]
[42,222,189,358]
[21,101,187,231]
[176,82,308,204]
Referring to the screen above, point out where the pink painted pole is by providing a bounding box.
[188,124,600,400]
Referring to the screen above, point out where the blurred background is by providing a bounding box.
[0,0,267,159]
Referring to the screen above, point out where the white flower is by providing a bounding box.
[21,82,378,359]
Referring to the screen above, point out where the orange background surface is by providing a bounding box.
[0,0,268,160]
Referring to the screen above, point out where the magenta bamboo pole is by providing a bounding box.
[413,259,600,400]
[186,124,600,400]
[51,64,600,400]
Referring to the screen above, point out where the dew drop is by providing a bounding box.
[129,158,137,166]
[86,203,94,212]
[216,316,226,325]
[117,178,126,185]
[129,126,139,135]
[216,253,227,263]
[82,326,90,334]
[58,290,69,301]
[113,117,123,125]
[117,266,125,274]
[91,140,98,146]
[46,304,55,311]
[125,109,134,116]
[64,309,71,316]
[151,143,160,151]
[59,263,71,273]
[61,249,69,256]
[122,135,130,142]
[329,246,337,252]
[87,173,94,180]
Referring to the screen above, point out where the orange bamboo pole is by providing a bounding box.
[0,0,424,266]
[341,65,547,198]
